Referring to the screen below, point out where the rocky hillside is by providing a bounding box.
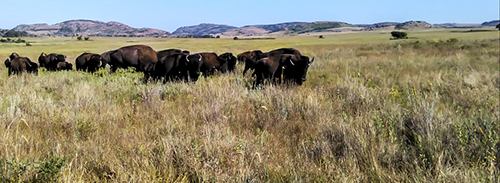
[481,20,499,27]
[172,23,237,36]
[12,20,170,37]
[395,21,433,30]
[285,21,356,34]
[243,22,308,32]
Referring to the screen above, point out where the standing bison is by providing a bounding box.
[109,45,157,73]
[5,56,38,76]
[57,61,73,71]
[219,52,237,72]
[146,53,203,83]
[75,52,101,73]
[242,50,265,76]
[38,52,67,71]
[109,45,158,82]
[197,52,227,77]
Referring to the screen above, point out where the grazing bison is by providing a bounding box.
[5,57,38,76]
[196,52,227,77]
[268,48,302,58]
[38,52,67,71]
[242,50,266,76]
[237,51,252,63]
[156,49,183,60]
[99,50,115,69]
[219,52,237,72]
[252,54,297,88]
[146,53,203,83]
[75,52,101,73]
[57,61,73,71]
[109,45,157,73]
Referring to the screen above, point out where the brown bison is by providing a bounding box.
[196,52,227,77]
[9,52,20,60]
[252,54,296,88]
[146,53,203,83]
[99,50,115,69]
[57,61,73,71]
[242,50,265,76]
[75,52,101,73]
[38,52,67,71]
[5,57,38,76]
[109,45,157,74]
[218,52,237,72]
[156,49,183,60]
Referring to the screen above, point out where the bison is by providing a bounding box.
[109,45,157,74]
[196,52,227,77]
[57,61,73,71]
[5,57,38,76]
[242,50,266,76]
[146,53,203,83]
[252,54,297,88]
[38,52,67,71]
[99,50,115,69]
[109,45,158,82]
[218,52,237,72]
[282,56,314,85]
[156,49,183,60]
[75,52,101,73]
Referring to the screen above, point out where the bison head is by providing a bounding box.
[283,56,314,85]
[9,52,19,60]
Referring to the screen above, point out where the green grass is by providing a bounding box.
[0,29,499,182]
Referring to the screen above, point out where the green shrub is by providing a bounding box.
[391,31,408,39]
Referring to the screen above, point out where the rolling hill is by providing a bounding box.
[11,20,171,37]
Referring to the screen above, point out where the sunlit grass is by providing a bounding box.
[0,28,498,182]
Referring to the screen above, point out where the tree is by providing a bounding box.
[3,30,28,37]
[77,36,82,41]
[233,37,239,40]
[391,31,408,39]
[84,37,90,41]
[319,35,324,39]
[496,23,500,30]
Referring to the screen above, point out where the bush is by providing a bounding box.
[319,35,324,39]
[84,36,90,41]
[391,31,408,39]
[233,36,239,40]
[26,42,32,46]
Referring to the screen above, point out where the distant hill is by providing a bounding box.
[433,23,482,28]
[243,22,308,32]
[361,22,399,31]
[172,23,237,36]
[395,21,433,30]
[11,20,170,37]
[220,27,270,37]
[285,21,356,34]
[0,28,8,36]
[481,20,499,27]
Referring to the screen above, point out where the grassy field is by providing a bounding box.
[0,29,498,182]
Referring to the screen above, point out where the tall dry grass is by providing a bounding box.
[0,31,498,182]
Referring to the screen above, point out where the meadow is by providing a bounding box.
[0,29,498,182]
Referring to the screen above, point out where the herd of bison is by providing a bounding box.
[4,45,314,87]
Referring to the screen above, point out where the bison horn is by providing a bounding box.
[309,57,315,65]
[186,55,190,62]
[198,54,202,62]
[288,59,295,66]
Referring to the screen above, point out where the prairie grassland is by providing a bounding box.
[0,29,499,182]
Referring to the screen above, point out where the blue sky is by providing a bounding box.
[1,0,498,32]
